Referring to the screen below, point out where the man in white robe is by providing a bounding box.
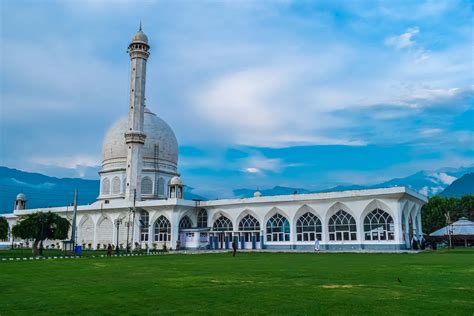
[314,238,320,252]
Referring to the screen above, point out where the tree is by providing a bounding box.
[422,195,474,234]
[12,212,70,256]
[0,216,9,240]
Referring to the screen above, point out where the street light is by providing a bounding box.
[115,218,123,254]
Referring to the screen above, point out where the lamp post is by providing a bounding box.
[126,208,132,254]
[115,218,122,254]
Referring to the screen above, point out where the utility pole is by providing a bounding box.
[71,189,78,250]
[445,212,452,249]
[130,189,137,251]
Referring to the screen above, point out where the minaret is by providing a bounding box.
[124,24,150,201]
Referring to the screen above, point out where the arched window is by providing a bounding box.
[154,216,171,242]
[296,212,322,242]
[197,209,208,228]
[179,216,192,229]
[139,211,149,242]
[112,176,121,194]
[158,177,165,195]
[266,213,290,242]
[102,178,110,194]
[328,210,357,241]
[142,177,153,195]
[364,209,394,241]
[238,214,260,231]
[213,215,233,231]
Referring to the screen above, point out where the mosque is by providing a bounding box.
[3,28,427,251]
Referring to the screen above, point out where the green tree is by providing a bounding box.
[12,212,70,256]
[422,195,474,234]
[0,216,9,240]
[459,195,474,219]
[422,196,459,234]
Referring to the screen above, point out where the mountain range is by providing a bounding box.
[1,165,473,214]
[0,166,205,214]
[233,166,474,198]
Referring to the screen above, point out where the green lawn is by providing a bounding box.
[1,250,473,315]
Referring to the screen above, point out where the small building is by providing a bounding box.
[430,217,474,247]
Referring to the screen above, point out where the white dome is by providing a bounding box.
[102,108,178,172]
[170,176,183,186]
[253,191,262,197]
[132,30,148,44]
[16,193,27,201]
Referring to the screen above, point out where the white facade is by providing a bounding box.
[1,28,427,251]
[4,187,426,251]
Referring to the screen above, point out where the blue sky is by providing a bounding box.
[0,0,472,198]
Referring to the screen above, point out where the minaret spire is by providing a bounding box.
[139,21,142,31]
[124,28,150,201]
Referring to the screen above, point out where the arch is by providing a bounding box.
[158,177,165,195]
[96,216,113,247]
[179,215,193,229]
[360,199,395,224]
[236,209,260,230]
[154,215,171,242]
[197,209,208,228]
[101,178,110,195]
[142,177,153,195]
[238,214,260,231]
[212,214,233,231]
[112,176,121,194]
[264,207,291,225]
[296,212,322,242]
[139,210,150,242]
[363,208,395,241]
[78,215,94,246]
[328,210,357,241]
[266,213,290,242]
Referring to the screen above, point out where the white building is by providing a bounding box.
[2,27,427,251]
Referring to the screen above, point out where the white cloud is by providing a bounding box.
[244,167,261,173]
[31,155,101,169]
[385,27,420,49]
[429,172,457,185]
[241,154,284,173]
[419,128,443,136]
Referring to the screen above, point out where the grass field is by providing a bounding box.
[1,250,473,315]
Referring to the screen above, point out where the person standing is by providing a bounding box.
[107,244,112,257]
[314,238,320,252]
[232,239,237,257]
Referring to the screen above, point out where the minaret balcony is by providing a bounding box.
[124,131,146,144]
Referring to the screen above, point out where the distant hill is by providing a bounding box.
[234,166,474,198]
[0,166,100,213]
[2,165,473,213]
[439,173,474,197]
[0,166,205,214]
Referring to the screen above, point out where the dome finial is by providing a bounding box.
[139,20,142,31]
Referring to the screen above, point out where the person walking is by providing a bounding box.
[314,238,320,252]
[232,239,237,257]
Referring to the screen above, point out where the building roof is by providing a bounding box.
[430,217,474,237]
